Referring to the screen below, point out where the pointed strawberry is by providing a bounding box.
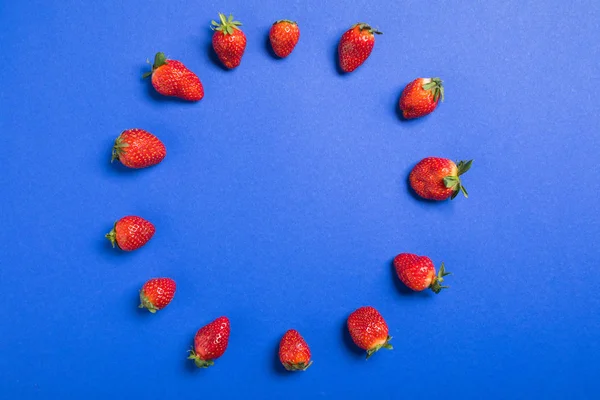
[399,77,444,119]
[143,52,204,101]
[211,13,247,69]
[188,316,230,368]
[139,278,176,313]
[409,157,473,201]
[279,329,312,371]
[338,23,382,73]
[393,253,451,294]
[347,306,392,359]
[269,20,300,58]
[111,129,166,169]
[105,216,155,251]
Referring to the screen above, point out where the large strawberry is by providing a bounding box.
[211,13,246,69]
[279,329,312,371]
[111,129,166,169]
[143,52,204,101]
[338,23,382,73]
[105,216,155,251]
[399,77,444,119]
[188,316,230,368]
[139,278,176,313]
[269,20,300,58]
[347,306,392,359]
[394,253,450,294]
[409,157,473,200]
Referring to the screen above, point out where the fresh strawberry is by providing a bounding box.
[347,306,392,359]
[139,278,176,313]
[111,129,166,169]
[338,23,382,73]
[399,78,444,119]
[211,13,246,69]
[142,52,204,101]
[269,20,300,58]
[409,157,473,200]
[105,216,155,251]
[188,316,230,368]
[394,253,451,294]
[279,329,312,371]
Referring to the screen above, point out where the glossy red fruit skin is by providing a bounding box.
[269,20,300,58]
[144,53,203,101]
[188,316,231,368]
[409,157,458,201]
[111,129,166,169]
[347,306,392,358]
[211,14,247,69]
[139,278,176,313]
[399,78,443,119]
[279,329,312,371]
[394,253,436,291]
[105,216,155,251]
[338,23,381,73]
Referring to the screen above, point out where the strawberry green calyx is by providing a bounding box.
[110,134,129,163]
[142,52,168,79]
[352,22,382,35]
[211,13,242,35]
[444,159,473,200]
[366,336,393,359]
[422,77,445,103]
[187,349,215,368]
[283,360,313,371]
[105,222,119,248]
[138,291,158,313]
[429,263,451,294]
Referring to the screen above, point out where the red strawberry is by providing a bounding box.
[279,329,312,371]
[105,216,155,251]
[409,157,473,201]
[211,13,247,69]
[139,278,176,313]
[188,316,231,368]
[142,52,204,101]
[338,23,382,73]
[399,78,444,119]
[347,306,392,359]
[393,253,450,294]
[269,20,300,58]
[111,129,166,169]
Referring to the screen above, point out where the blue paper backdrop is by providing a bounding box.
[1,0,599,398]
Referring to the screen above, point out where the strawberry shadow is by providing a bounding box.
[264,34,280,60]
[341,318,364,358]
[271,337,290,375]
[182,328,199,373]
[205,41,230,71]
[332,37,344,76]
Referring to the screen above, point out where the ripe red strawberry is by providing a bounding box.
[139,278,176,313]
[269,20,300,58]
[105,216,155,251]
[111,129,166,169]
[142,52,204,101]
[393,253,451,294]
[211,13,246,69]
[399,77,444,119]
[347,306,392,359]
[409,157,473,200]
[279,329,312,371]
[188,316,231,368]
[338,23,382,73]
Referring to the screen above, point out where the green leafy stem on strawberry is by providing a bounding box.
[443,159,473,200]
[142,52,168,79]
[366,336,393,359]
[187,349,215,368]
[429,263,451,294]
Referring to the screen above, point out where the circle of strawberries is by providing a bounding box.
[107,12,473,372]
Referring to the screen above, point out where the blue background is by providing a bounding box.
[1,0,599,398]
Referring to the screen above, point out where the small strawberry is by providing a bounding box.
[143,52,204,101]
[111,129,166,169]
[279,329,312,371]
[399,77,444,119]
[211,13,246,69]
[409,157,473,200]
[347,306,392,359]
[338,23,382,73]
[105,216,155,251]
[139,278,176,313]
[269,20,300,58]
[188,316,231,368]
[393,253,451,294]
